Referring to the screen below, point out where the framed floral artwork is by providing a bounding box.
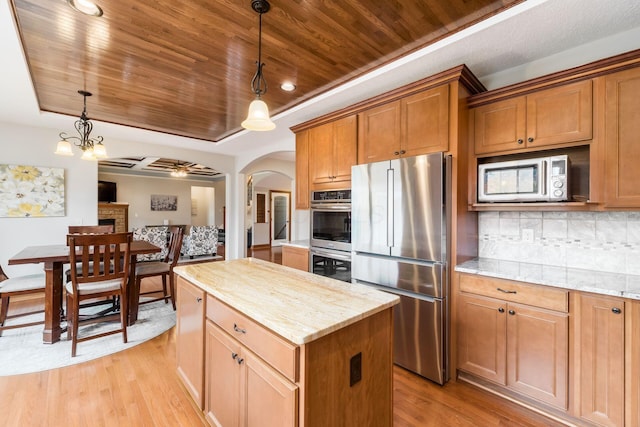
[0,164,65,217]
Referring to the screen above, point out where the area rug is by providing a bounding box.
[0,299,176,376]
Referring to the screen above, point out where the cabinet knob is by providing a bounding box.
[231,352,238,360]
[393,151,400,156]
[508,309,516,315]
[400,150,406,155]
[196,297,202,303]
[528,137,534,143]
[498,307,505,313]
[233,323,247,334]
[612,307,622,314]
[237,357,244,365]
[517,139,524,145]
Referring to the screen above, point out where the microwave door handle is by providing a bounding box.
[541,160,547,195]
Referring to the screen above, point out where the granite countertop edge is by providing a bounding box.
[174,258,399,345]
[455,258,640,300]
[279,240,310,249]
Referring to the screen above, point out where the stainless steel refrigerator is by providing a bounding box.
[351,152,449,384]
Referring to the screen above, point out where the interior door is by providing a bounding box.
[270,192,290,246]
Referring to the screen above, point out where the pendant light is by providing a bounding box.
[241,0,276,131]
[55,90,107,160]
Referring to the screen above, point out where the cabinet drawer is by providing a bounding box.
[459,274,568,312]
[206,296,299,382]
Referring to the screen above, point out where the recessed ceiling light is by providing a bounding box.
[67,0,103,17]
[280,82,296,92]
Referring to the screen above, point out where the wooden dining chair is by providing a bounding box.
[135,226,183,310]
[0,264,45,337]
[66,232,132,357]
[68,225,114,234]
[67,224,117,314]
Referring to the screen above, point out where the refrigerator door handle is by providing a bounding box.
[387,167,394,248]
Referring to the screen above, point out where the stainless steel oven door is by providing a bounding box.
[309,247,351,283]
[310,204,351,252]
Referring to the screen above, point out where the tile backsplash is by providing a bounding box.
[478,211,640,275]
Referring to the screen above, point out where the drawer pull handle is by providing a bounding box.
[508,309,516,315]
[233,323,247,334]
[498,307,505,313]
[612,307,622,314]
[497,288,517,294]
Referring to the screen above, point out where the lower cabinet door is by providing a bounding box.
[457,293,507,385]
[243,350,299,427]
[576,293,625,427]
[506,303,568,409]
[206,321,242,427]
[176,277,205,409]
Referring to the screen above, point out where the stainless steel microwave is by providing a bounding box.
[478,155,570,202]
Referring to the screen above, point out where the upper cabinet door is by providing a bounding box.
[358,101,401,164]
[604,67,640,207]
[526,79,592,148]
[308,115,357,188]
[295,130,310,209]
[332,115,358,182]
[474,80,593,155]
[309,121,335,185]
[474,96,527,155]
[402,84,450,156]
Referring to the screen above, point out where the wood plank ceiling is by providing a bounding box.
[10,0,522,143]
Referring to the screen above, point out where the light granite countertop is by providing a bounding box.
[174,258,399,345]
[279,240,310,249]
[455,258,640,300]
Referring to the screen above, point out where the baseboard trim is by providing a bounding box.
[251,244,271,250]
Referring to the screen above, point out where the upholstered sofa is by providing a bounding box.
[181,225,218,259]
[132,226,169,262]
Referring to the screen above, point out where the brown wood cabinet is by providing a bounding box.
[176,276,206,410]
[358,84,449,163]
[205,321,297,427]
[603,66,640,207]
[282,245,309,272]
[473,80,593,155]
[295,130,310,209]
[177,272,395,427]
[308,115,357,189]
[457,274,569,410]
[572,292,625,426]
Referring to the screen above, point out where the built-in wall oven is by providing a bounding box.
[309,189,352,282]
[309,247,352,283]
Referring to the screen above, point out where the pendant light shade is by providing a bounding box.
[242,98,275,131]
[55,139,74,156]
[241,0,275,132]
[55,90,107,160]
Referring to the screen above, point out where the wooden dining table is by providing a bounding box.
[8,240,161,344]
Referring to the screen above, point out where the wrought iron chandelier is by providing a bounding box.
[55,90,107,160]
[241,0,276,131]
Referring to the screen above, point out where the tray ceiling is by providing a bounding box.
[10,0,522,143]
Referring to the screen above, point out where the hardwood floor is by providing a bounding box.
[0,249,565,426]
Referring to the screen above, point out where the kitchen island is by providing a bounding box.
[173,258,399,427]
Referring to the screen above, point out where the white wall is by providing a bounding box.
[0,122,97,275]
[191,186,215,227]
[98,172,221,229]
[0,120,244,272]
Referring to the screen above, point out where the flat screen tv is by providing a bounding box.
[98,180,117,203]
